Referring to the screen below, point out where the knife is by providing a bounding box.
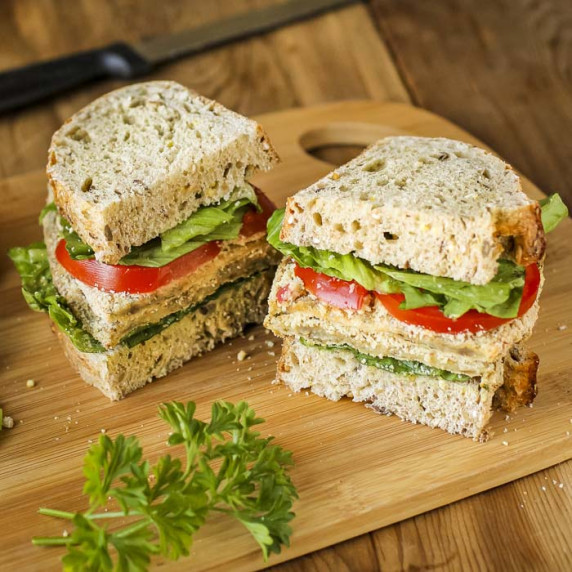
[0,0,360,115]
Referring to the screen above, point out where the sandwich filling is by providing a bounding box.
[299,338,472,382]
[42,184,275,294]
[9,238,269,354]
[267,194,566,334]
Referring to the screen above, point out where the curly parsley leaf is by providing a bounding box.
[33,401,297,570]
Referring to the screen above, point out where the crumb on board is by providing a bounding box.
[2,416,14,429]
[26,379,36,388]
[502,441,509,446]
[265,340,275,348]
[248,335,255,341]
[237,350,248,362]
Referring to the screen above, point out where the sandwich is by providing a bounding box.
[9,81,280,400]
[264,136,567,440]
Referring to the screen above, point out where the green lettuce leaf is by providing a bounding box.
[38,202,57,224]
[300,339,472,382]
[267,209,525,319]
[7,243,104,353]
[160,184,260,251]
[60,217,95,260]
[540,193,568,233]
[267,209,402,294]
[55,185,260,268]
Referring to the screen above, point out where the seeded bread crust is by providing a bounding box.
[276,337,537,441]
[43,210,279,347]
[47,81,279,264]
[280,136,545,285]
[56,271,273,400]
[264,260,540,376]
[493,344,539,412]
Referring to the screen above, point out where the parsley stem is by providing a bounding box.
[113,518,151,539]
[38,508,75,520]
[32,536,75,546]
[85,511,131,520]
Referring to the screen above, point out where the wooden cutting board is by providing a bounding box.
[0,101,571,571]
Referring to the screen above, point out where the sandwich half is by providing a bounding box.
[265,136,567,440]
[10,81,280,399]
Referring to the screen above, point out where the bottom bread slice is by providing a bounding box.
[276,337,538,441]
[58,271,273,400]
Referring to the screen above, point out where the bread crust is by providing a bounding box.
[495,201,546,266]
[493,344,539,412]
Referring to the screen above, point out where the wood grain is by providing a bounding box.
[0,0,408,180]
[370,0,572,209]
[1,101,571,571]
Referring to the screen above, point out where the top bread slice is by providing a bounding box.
[281,136,544,285]
[47,81,279,264]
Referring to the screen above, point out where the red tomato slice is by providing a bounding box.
[240,188,277,238]
[293,265,369,310]
[56,187,276,295]
[56,239,221,294]
[375,263,541,334]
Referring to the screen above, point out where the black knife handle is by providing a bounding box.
[0,43,152,115]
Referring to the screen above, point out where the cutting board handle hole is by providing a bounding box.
[299,122,408,166]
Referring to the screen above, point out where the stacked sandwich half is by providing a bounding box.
[265,136,567,440]
[10,81,280,399]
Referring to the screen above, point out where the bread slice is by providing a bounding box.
[264,260,540,376]
[276,337,538,441]
[281,136,544,285]
[57,270,273,400]
[43,210,279,347]
[47,81,279,264]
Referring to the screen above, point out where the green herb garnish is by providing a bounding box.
[33,401,298,570]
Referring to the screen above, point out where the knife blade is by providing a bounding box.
[0,0,360,115]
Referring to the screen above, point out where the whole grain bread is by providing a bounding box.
[43,210,279,347]
[57,270,273,400]
[276,337,538,440]
[47,81,279,264]
[281,136,544,285]
[264,260,540,376]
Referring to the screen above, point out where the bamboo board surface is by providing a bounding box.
[0,101,571,571]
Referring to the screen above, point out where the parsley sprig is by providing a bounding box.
[33,401,298,570]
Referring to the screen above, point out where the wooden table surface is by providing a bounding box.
[0,1,570,570]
